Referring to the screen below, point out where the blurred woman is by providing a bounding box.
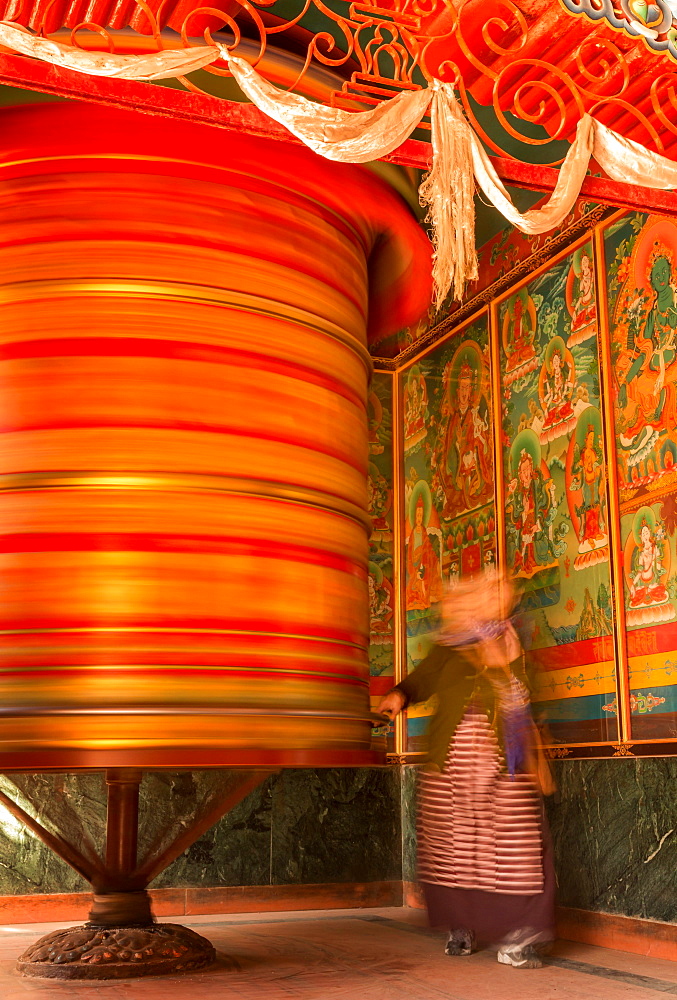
[378,569,555,969]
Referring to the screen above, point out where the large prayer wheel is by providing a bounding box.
[0,103,432,769]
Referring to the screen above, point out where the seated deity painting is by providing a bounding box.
[610,216,677,501]
[566,244,598,347]
[502,288,539,386]
[437,340,493,521]
[624,505,675,629]
[566,406,609,570]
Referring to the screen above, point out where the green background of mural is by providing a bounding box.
[385,212,677,751]
[401,313,496,752]
[498,240,618,745]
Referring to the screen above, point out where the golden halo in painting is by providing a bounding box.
[408,478,433,529]
[448,340,483,408]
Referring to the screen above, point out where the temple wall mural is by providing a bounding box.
[389,209,677,758]
[497,239,617,748]
[399,313,497,752]
[604,213,677,743]
[367,372,396,751]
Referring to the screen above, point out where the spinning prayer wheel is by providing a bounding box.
[0,103,432,770]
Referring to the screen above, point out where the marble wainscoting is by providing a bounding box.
[153,767,403,890]
[0,768,404,904]
[0,772,102,896]
[547,758,677,924]
[400,765,418,885]
[398,758,677,932]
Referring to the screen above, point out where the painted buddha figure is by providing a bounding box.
[508,296,536,368]
[442,358,493,517]
[571,251,596,333]
[542,347,574,430]
[578,426,606,545]
[406,495,444,611]
[508,450,542,575]
[404,368,429,451]
[629,519,668,608]
[645,253,677,387]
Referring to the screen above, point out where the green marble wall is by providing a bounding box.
[0,768,403,896]
[157,769,403,890]
[547,758,677,923]
[403,759,677,924]
[400,758,677,923]
[2,761,675,928]
[401,766,417,884]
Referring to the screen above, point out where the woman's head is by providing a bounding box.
[442,568,515,632]
[439,568,522,665]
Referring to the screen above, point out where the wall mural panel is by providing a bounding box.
[497,241,619,746]
[391,210,677,756]
[367,372,396,750]
[401,312,496,752]
[605,213,677,742]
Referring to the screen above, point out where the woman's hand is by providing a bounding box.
[377,690,406,720]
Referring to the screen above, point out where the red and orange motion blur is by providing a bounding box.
[0,104,432,768]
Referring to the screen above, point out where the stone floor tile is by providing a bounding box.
[0,907,672,1000]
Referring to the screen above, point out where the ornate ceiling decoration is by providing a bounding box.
[561,0,676,64]
[0,0,675,163]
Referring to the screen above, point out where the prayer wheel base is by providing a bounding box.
[8,770,261,980]
[17,921,216,980]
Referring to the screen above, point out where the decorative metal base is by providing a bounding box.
[5,770,271,979]
[17,923,216,980]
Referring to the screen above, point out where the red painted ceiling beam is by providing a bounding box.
[491,157,677,218]
[0,50,675,218]
[0,50,297,142]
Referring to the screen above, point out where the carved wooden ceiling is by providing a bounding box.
[0,0,675,164]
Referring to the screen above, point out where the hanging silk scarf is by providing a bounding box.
[0,23,676,305]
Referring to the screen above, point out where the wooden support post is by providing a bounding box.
[88,769,150,927]
[12,767,273,977]
[104,769,142,883]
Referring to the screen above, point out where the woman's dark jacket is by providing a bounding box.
[393,642,533,771]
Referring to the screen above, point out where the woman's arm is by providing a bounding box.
[377,644,448,719]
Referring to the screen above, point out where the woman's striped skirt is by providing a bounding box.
[417,707,555,946]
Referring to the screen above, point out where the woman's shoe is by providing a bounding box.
[496,944,543,969]
[445,928,476,956]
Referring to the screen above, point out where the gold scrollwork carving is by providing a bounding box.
[2,1,675,165]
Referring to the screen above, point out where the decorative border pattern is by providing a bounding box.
[546,741,677,758]
[2,0,677,174]
[373,204,613,372]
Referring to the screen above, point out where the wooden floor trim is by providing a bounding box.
[404,882,677,959]
[0,883,674,961]
[556,905,677,961]
[403,882,677,962]
[0,881,404,925]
